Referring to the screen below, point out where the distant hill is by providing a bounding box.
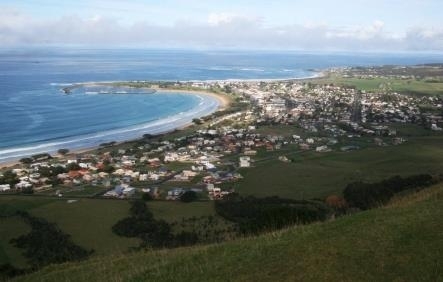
[13,184,443,282]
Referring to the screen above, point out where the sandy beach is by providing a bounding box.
[154,88,231,111]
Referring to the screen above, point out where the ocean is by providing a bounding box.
[0,48,442,162]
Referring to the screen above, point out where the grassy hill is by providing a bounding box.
[13,184,443,282]
[0,197,223,269]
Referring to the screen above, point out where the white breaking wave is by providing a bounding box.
[50,83,74,86]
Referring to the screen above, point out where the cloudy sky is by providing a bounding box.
[1,0,442,51]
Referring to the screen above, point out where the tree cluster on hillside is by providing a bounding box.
[343,174,437,210]
[215,195,330,234]
[180,191,198,203]
[112,200,198,248]
[10,212,93,268]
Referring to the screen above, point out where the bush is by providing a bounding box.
[192,118,203,125]
[66,163,81,171]
[180,191,198,203]
[19,158,33,164]
[325,195,348,211]
[0,170,19,186]
[57,148,69,155]
[142,192,153,201]
[215,196,330,235]
[343,174,437,210]
[112,200,172,248]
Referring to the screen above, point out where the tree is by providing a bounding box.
[57,149,69,155]
[325,195,347,210]
[0,170,19,186]
[102,164,115,173]
[142,193,153,201]
[180,191,198,203]
[192,118,203,125]
[66,163,81,171]
[19,158,33,165]
[10,212,93,267]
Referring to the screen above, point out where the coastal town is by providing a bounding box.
[1,66,443,202]
[2,1,443,279]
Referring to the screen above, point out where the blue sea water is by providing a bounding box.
[0,48,442,161]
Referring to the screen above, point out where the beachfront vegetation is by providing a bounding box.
[57,149,69,155]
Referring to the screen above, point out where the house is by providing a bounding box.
[104,184,135,198]
[239,156,251,168]
[15,181,32,189]
[167,188,185,200]
[164,153,179,162]
[299,143,310,150]
[278,156,290,163]
[244,150,257,156]
[316,145,331,153]
[182,170,197,178]
[122,187,136,197]
[149,173,160,181]
[139,174,148,181]
[0,184,11,192]
[374,138,384,146]
[431,123,442,131]
[392,137,406,145]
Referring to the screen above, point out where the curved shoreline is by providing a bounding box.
[0,90,229,167]
[155,89,230,111]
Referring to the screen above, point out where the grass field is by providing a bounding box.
[0,196,218,268]
[15,183,443,282]
[0,217,30,268]
[235,135,443,199]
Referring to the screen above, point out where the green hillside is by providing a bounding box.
[13,184,443,282]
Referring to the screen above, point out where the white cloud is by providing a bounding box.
[0,7,442,51]
[208,13,235,26]
[207,12,261,26]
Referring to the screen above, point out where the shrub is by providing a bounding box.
[180,191,198,203]
[57,148,69,155]
[215,196,330,235]
[343,174,437,210]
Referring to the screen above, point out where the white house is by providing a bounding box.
[122,187,136,197]
[239,156,251,168]
[0,184,11,192]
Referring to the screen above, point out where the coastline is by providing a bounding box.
[0,71,324,168]
[0,89,230,168]
[155,89,231,111]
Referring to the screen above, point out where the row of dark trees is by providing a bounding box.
[343,174,437,210]
[215,195,330,235]
[19,153,53,164]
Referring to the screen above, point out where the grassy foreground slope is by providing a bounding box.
[15,185,443,282]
